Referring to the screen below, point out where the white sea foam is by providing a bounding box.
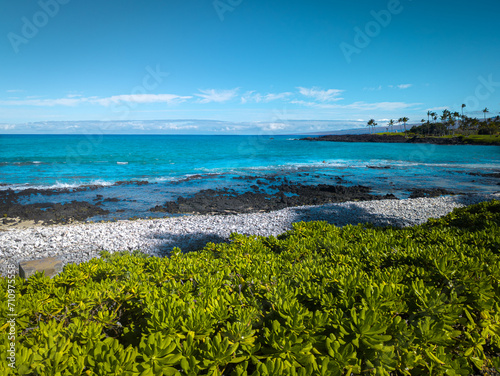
[0,179,116,191]
[87,179,115,187]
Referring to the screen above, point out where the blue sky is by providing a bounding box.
[1,0,499,134]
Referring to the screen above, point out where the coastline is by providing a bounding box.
[1,179,460,230]
[1,193,498,276]
[300,133,500,146]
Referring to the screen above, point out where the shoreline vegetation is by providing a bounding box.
[301,133,500,146]
[1,199,499,374]
[302,113,500,145]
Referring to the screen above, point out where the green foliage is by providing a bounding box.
[408,113,500,142]
[1,200,500,375]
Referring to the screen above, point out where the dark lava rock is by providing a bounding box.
[0,189,109,224]
[409,188,457,199]
[300,134,500,145]
[150,183,398,215]
[103,197,120,202]
[367,165,391,169]
[382,193,397,199]
[115,180,150,186]
[302,134,407,143]
[2,201,109,225]
[469,172,500,178]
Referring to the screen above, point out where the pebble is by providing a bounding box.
[1,194,498,276]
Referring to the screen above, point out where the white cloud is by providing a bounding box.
[297,87,344,102]
[0,94,192,107]
[93,94,191,106]
[345,101,419,111]
[0,119,377,135]
[256,122,290,131]
[0,123,17,130]
[0,98,85,106]
[291,99,324,107]
[426,106,449,112]
[6,89,24,93]
[158,123,199,130]
[363,86,382,91]
[291,99,421,112]
[240,91,254,104]
[262,92,292,102]
[240,91,292,104]
[194,88,239,103]
[365,84,412,90]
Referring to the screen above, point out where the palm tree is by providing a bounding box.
[461,103,466,118]
[388,119,395,133]
[448,118,456,135]
[483,107,489,120]
[472,118,479,132]
[441,110,450,134]
[451,112,460,135]
[367,119,377,134]
[427,110,432,123]
[400,117,409,136]
[432,112,438,123]
[441,109,451,122]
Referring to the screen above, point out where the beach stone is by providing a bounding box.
[1,194,498,278]
[19,256,63,279]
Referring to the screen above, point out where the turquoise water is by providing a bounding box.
[1,134,499,219]
[1,134,498,187]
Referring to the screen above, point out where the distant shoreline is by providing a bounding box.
[300,134,500,146]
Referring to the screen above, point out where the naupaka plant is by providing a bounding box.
[1,200,499,375]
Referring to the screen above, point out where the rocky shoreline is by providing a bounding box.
[300,134,500,145]
[151,184,460,215]
[1,193,498,276]
[0,180,153,227]
[0,189,110,227]
[1,178,458,228]
[150,183,397,215]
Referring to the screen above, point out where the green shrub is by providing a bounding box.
[1,200,500,375]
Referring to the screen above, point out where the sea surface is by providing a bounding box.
[1,134,499,220]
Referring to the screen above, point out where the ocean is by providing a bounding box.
[1,134,499,221]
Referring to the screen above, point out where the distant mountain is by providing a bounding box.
[288,123,413,136]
